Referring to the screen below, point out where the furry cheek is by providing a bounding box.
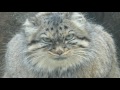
[27,43,45,52]
[78,40,89,48]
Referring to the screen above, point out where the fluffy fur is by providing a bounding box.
[3,12,120,78]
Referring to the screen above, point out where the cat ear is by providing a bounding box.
[36,12,52,19]
[22,18,39,43]
[36,12,47,16]
[66,12,87,30]
[23,18,38,35]
[26,16,39,26]
[71,12,86,23]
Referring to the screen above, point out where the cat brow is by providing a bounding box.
[40,33,47,36]
[68,30,74,34]
[77,36,90,42]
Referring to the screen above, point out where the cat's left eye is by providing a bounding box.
[65,34,75,41]
[42,37,51,42]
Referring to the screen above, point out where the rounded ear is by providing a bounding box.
[23,19,33,26]
[66,12,87,30]
[62,12,86,23]
[35,12,53,20]
[36,12,47,16]
[23,17,38,27]
[22,18,39,40]
[27,16,40,26]
[23,19,37,33]
[70,12,86,23]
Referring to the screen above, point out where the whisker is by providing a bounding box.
[26,52,45,61]
[26,55,46,67]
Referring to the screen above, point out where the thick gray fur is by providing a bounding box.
[3,12,120,78]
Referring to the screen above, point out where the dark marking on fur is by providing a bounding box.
[51,27,53,30]
[78,36,90,42]
[46,28,49,31]
[28,40,40,46]
[59,27,62,30]
[64,25,68,29]
[79,45,86,48]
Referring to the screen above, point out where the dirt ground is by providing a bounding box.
[0,12,120,77]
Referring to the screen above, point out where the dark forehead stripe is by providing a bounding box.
[46,13,63,27]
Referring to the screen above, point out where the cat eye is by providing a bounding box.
[42,37,51,42]
[65,34,75,41]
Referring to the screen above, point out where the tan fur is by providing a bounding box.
[3,12,120,78]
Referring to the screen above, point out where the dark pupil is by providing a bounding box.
[43,38,51,42]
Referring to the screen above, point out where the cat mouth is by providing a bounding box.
[54,56,67,61]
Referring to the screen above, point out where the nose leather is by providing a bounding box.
[55,46,64,55]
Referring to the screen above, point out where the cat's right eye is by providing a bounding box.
[42,37,51,43]
[65,34,75,41]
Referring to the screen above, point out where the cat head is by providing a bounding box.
[22,12,91,72]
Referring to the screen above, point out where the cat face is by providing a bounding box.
[23,12,90,71]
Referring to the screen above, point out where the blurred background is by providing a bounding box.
[0,12,120,77]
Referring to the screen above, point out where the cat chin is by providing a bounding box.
[54,57,67,61]
[24,49,88,73]
[53,55,67,61]
[24,56,85,73]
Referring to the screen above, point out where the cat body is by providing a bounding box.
[3,12,120,78]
